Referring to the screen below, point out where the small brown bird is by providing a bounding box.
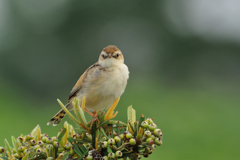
[47,45,129,126]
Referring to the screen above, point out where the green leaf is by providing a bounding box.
[128,121,135,134]
[49,145,54,157]
[100,128,109,140]
[68,137,88,159]
[138,115,145,129]
[55,147,58,159]
[57,99,81,125]
[109,120,127,126]
[73,99,84,124]
[91,120,97,149]
[57,128,67,142]
[98,120,109,128]
[22,153,29,160]
[62,152,69,160]
[127,105,136,129]
[97,110,105,122]
[11,136,17,154]
[134,122,138,137]
[4,139,12,154]
[77,104,88,128]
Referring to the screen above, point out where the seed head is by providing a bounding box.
[129,138,136,145]
[141,121,149,128]
[126,133,133,139]
[154,137,163,146]
[115,151,123,157]
[108,152,115,159]
[108,138,115,145]
[101,141,108,148]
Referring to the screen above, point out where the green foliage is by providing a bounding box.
[0,100,163,160]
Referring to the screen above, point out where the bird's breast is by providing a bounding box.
[83,63,129,110]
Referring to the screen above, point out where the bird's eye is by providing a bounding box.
[114,53,119,58]
[102,54,107,58]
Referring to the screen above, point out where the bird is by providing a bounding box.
[47,45,129,126]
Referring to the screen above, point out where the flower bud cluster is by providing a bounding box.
[0,133,74,159]
[83,117,163,160]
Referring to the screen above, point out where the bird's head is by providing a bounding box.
[99,45,124,67]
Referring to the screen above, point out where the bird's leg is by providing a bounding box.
[85,109,98,121]
[92,111,98,121]
[85,108,94,117]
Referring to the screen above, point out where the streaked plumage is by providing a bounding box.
[47,45,129,126]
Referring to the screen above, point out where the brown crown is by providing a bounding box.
[103,45,120,54]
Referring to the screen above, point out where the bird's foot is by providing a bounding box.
[85,109,98,121]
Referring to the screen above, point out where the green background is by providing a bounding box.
[0,0,240,160]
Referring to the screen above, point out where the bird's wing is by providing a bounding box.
[68,62,101,102]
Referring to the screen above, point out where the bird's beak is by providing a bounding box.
[108,53,112,58]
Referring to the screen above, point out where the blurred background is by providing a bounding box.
[0,0,240,159]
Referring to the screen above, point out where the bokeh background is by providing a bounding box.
[0,0,240,159]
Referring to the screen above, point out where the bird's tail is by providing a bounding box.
[47,103,72,126]
[47,109,66,126]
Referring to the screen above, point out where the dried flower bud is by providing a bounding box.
[115,151,123,157]
[17,136,23,142]
[36,148,43,155]
[126,133,133,139]
[146,138,153,144]
[30,139,36,146]
[143,153,149,158]
[153,129,162,137]
[151,144,157,149]
[86,155,93,160]
[37,140,44,147]
[102,156,108,160]
[24,149,30,154]
[141,121,149,128]
[146,118,153,124]
[46,144,53,150]
[119,134,124,140]
[46,137,53,144]
[154,137,163,146]
[52,136,58,141]
[101,141,108,148]
[53,141,59,148]
[0,147,5,153]
[64,143,71,150]
[34,145,41,151]
[42,136,48,143]
[17,146,25,152]
[144,130,151,137]
[14,153,20,158]
[108,138,115,145]
[41,133,48,137]
[25,134,34,141]
[114,136,121,143]
[108,152,115,159]
[129,138,136,145]
[148,123,157,131]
